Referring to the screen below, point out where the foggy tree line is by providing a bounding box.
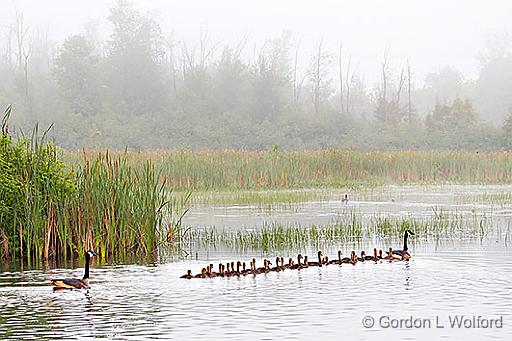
[1,1,512,150]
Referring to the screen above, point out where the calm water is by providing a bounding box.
[1,185,512,340]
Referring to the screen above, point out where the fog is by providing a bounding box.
[1,0,512,149]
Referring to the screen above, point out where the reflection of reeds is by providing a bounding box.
[180,212,490,252]
[66,149,512,191]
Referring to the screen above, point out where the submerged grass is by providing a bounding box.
[180,212,493,253]
[186,189,332,207]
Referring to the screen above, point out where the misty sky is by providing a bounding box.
[2,0,512,84]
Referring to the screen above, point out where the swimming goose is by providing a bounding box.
[306,251,323,267]
[51,250,97,289]
[328,251,342,265]
[393,230,415,257]
[195,268,208,278]
[291,254,303,270]
[180,270,193,279]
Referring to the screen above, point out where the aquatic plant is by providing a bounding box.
[0,107,189,264]
[65,149,512,191]
[179,212,492,253]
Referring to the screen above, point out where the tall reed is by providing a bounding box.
[1,107,189,264]
[65,149,512,191]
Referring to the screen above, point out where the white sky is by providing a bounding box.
[2,0,511,84]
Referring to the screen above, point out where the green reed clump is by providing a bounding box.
[0,107,189,264]
[0,105,76,261]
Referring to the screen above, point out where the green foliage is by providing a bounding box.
[54,35,101,116]
[0,107,188,262]
[0,106,75,259]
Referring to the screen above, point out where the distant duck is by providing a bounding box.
[51,250,97,289]
[392,230,415,258]
[342,194,349,204]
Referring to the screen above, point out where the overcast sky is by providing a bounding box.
[2,0,511,84]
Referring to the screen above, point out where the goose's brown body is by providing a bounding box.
[51,250,97,289]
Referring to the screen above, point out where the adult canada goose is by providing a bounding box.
[378,249,383,260]
[180,270,193,279]
[51,250,97,289]
[342,194,349,203]
[393,230,415,257]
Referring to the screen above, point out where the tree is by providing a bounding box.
[250,32,292,122]
[106,0,166,115]
[54,35,100,116]
[501,109,512,148]
[307,40,333,114]
[374,48,406,126]
[425,97,478,132]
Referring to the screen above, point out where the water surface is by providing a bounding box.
[1,185,511,340]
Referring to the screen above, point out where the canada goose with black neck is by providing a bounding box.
[393,230,415,257]
[51,250,97,289]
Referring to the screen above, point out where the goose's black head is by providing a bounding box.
[406,230,416,236]
[86,250,97,258]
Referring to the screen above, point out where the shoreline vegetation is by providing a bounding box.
[66,148,512,192]
[0,107,188,265]
[2,107,512,265]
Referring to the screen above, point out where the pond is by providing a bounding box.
[1,185,511,340]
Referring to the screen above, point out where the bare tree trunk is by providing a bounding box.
[167,41,178,100]
[293,40,301,107]
[381,47,389,102]
[407,60,413,124]
[338,44,343,113]
[314,41,322,114]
